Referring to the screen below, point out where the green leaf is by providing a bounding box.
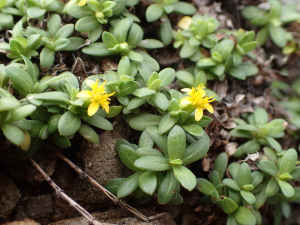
[9,105,37,123]
[196,178,215,195]
[158,15,172,45]
[134,156,170,171]
[1,124,24,145]
[119,81,138,96]
[253,107,268,125]
[105,178,125,194]
[40,47,55,68]
[181,139,209,164]
[51,130,71,148]
[145,4,164,22]
[138,130,154,148]
[265,137,282,152]
[88,25,102,42]
[152,92,169,111]
[21,55,37,84]
[138,39,164,49]
[127,51,143,62]
[146,126,168,156]
[58,111,81,136]
[167,125,186,161]
[240,190,256,204]
[133,87,156,98]
[269,24,287,48]
[117,171,143,198]
[75,16,98,32]
[129,112,161,131]
[138,171,157,195]
[234,206,256,225]
[243,139,260,154]
[158,113,176,135]
[158,170,178,204]
[278,180,295,198]
[5,65,33,96]
[114,18,132,43]
[102,31,118,48]
[27,7,46,19]
[173,2,196,15]
[136,147,164,157]
[256,26,268,46]
[0,97,20,111]
[279,148,297,175]
[127,23,143,48]
[78,124,99,143]
[251,171,264,187]
[257,160,279,177]
[173,165,196,191]
[237,162,252,188]
[117,144,141,171]
[223,178,241,191]
[158,68,175,88]
[180,40,198,58]
[67,5,93,18]
[182,123,204,136]
[82,42,115,57]
[213,152,228,180]
[47,14,61,36]
[84,114,113,130]
[127,97,147,110]
[222,197,238,214]
[266,178,279,197]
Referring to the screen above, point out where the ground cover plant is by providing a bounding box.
[1,0,300,225]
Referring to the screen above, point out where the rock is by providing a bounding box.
[0,172,21,218]
[0,145,57,183]
[3,218,40,225]
[24,195,53,219]
[67,118,132,205]
[48,209,176,225]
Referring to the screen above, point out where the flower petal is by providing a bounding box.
[102,104,109,114]
[195,107,203,121]
[86,80,97,89]
[181,88,192,93]
[180,97,192,107]
[77,90,92,98]
[88,102,99,116]
[206,104,214,113]
[78,0,87,6]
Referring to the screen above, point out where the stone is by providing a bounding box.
[48,209,176,225]
[24,195,53,219]
[0,172,21,218]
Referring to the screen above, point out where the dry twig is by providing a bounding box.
[30,159,103,225]
[51,148,165,222]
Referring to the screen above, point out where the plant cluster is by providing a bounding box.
[242,0,300,48]
[0,0,299,224]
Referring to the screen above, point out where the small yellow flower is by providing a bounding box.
[78,0,87,6]
[77,79,114,116]
[177,16,192,29]
[180,84,215,121]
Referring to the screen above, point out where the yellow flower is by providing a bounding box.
[177,16,192,29]
[77,79,114,116]
[180,84,215,121]
[78,0,87,6]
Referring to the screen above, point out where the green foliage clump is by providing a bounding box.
[230,107,286,157]
[242,0,300,47]
[106,125,209,204]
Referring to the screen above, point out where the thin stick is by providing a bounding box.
[51,148,165,222]
[30,159,103,225]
